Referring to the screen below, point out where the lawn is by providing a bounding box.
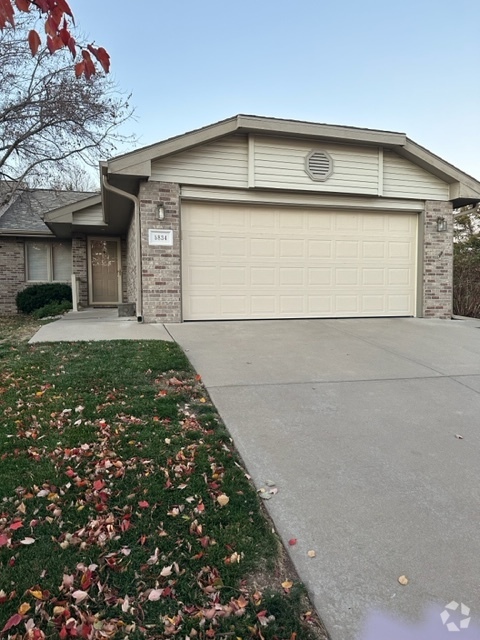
[0,317,326,639]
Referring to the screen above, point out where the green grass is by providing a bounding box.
[0,321,325,639]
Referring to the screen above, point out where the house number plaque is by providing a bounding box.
[148,229,173,246]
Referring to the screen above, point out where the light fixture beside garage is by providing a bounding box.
[305,150,333,181]
[436,216,447,232]
[157,203,165,220]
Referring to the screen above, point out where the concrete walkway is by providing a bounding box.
[29,308,173,343]
[167,317,480,640]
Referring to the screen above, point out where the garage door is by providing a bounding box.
[181,203,417,320]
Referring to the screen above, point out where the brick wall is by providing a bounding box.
[422,200,453,319]
[72,234,88,308]
[0,237,25,314]
[139,181,181,323]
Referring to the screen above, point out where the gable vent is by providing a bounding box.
[305,150,333,181]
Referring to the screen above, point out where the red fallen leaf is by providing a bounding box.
[288,538,297,546]
[9,521,23,530]
[28,29,41,56]
[65,468,76,478]
[1,613,23,634]
[8,557,15,567]
[59,626,68,640]
[139,534,147,545]
[93,479,105,491]
[195,374,202,382]
[0,534,9,547]
[138,500,149,508]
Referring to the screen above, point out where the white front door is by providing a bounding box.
[88,238,122,305]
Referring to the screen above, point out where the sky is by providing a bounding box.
[73,0,480,178]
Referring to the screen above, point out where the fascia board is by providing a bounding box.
[235,115,407,147]
[107,117,240,174]
[44,195,102,224]
[400,139,480,192]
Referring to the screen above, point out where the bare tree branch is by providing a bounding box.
[0,15,135,202]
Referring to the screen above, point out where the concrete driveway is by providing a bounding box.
[166,318,480,640]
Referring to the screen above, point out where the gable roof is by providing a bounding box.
[104,114,480,206]
[0,188,96,235]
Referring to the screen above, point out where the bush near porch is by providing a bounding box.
[16,283,72,316]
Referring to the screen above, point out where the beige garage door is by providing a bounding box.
[181,203,417,320]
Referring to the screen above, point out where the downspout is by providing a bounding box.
[102,175,143,322]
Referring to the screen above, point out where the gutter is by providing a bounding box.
[102,175,143,323]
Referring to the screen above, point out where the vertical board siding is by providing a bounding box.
[383,150,449,199]
[73,203,104,225]
[254,137,380,194]
[151,135,248,187]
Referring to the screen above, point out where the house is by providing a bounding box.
[2,115,480,321]
[0,186,97,314]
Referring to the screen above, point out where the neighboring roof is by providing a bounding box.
[105,114,480,205]
[0,188,95,234]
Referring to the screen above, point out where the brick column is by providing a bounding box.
[72,234,88,308]
[139,181,181,323]
[0,237,25,314]
[422,201,453,318]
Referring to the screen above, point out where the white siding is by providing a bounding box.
[253,137,379,195]
[383,150,449,199]
[151,135,248,187]
[73,203,104,225]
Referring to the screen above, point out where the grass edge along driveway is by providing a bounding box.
[0,317,327,640]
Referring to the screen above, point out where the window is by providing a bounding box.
[26,242,72,282]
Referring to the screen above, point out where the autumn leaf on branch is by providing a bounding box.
[1,0,110,77]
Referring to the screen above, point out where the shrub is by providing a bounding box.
[16,283,72,315]
[31,300,72,319]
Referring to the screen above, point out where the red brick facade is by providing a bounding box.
[138,181,181,323]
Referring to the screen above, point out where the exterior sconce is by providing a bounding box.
[436,216,447,232]
[157,203,165,221]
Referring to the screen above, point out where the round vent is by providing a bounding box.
[305,150,333,182]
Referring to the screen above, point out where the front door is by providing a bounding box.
[88,238,122,305]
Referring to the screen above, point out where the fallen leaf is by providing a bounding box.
[72,589,89,603]
[0,534,9,547]
[20,537,35,545]
[398,575,409,586]
[281,580,293,589]
[455,434,464,439]
[160,564,173,577]
[9,521,23,531]
[217,494,229,507]
[18,602,30,615]
[288,538,297,546]
[93,479,105,491]
[138,500,149,508]
[148,589,163,601]
[1,614,23,634]
[307,550,316,558]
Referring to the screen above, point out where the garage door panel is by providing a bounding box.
[182,204,416,320]
[336,241,359,259]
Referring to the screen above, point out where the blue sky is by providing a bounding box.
[73,0,480,178]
